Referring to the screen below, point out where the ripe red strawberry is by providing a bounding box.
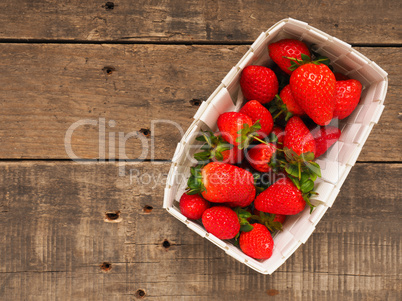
[202,206,240,239]
[268,39,311,75]
[194,131,244,164]
[290,63,336,125]
[246,143,277,173]
[187,162,255,207]
[240,65,278,104]
[333,79,362,119]
[310,126,342,158]
[240,100,273,138]
[279,84,305,116]
[254,177,306,215]
[239,223,274,259]
[217,112,256,148]
[179,193,210,220]
[284,116,316,157]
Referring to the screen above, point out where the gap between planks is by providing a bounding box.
[0,38,401,47]
[0,160,399,164]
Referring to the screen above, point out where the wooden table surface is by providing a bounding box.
[0,1,400,300]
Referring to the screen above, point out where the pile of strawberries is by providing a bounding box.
[178,39,362,260]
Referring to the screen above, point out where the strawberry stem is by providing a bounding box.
[202,133,214,148]
[283,56,304,64]
[253,137,269,145]
[273,110,284,120]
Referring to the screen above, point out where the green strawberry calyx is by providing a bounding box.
[236,121,262,149]
[234,207,254,232]
[285,53,331,72]
[193,131,233,164]
[268,94,294,121]
[249,211,284,233]
[233,208,254,242]
[267,130,283,146]
[186,165,206,195]
[282,147,321,213]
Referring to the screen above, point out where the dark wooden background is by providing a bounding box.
[0,1,400,300]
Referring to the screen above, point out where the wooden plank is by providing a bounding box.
[0,0,400,44]
[0,44,400,161]
[0,162,400,300]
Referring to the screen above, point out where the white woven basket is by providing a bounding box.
[163,18,388,274]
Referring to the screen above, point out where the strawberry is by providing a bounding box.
[179,193,210,220]
[187,162,255,208]
[333,79,362,119]
[202,206,240,239]
[269,84,305,122]
[246,143,277,173]
[282,117,320,203]
[217,112,260,149]
[278,84,305,116]
[284,116,316,157]
[240,100,274,138]
[254,177,306,215]
[268,39,311,75]
[240,65,278,104]
[194,131,243,164]
[239,223,274,259]
[290,63,336,125]
[310,126,342,158]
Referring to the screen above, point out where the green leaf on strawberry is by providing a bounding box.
[285,163,299,179]
[193,151,211,162]
[240,224,254,232]
[268,131,279,143]
[305,161,321,178]
[300,179,314,194]
[268,94,294,121]
[234,207,254,233]
[281,148,322,213]
[251,211,284,233]
[288,176,301,190]
[301,152,315,162]
[193,131,235,164]
[236,121,262,149]
[187,165,206,195]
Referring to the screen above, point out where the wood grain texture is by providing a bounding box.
[0,44,400,161]
[0,162,400,300]
[0,0,400,44]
